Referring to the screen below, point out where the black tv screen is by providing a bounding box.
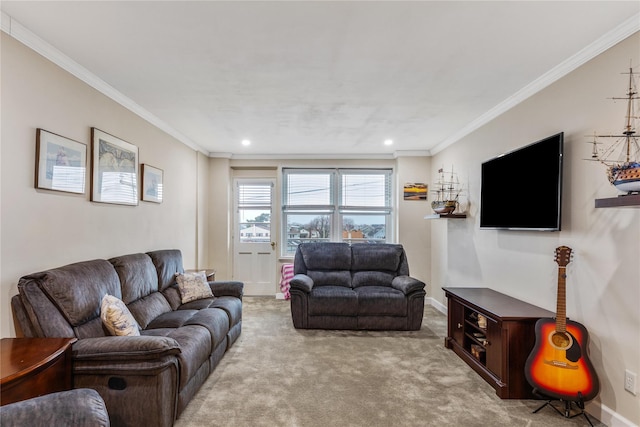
[480,132,564,231]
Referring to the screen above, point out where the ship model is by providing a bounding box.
[588,66,640,195]
[431,167,462,214]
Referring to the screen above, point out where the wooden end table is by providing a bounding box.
[185,269,216,281]
[0,337,77,406]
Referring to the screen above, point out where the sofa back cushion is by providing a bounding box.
[306,270,352,288]
[109,253,172,329]
[295,243,352,272]
[147,250,184,291]
[18,259,121,338]
[109,253,160,303]
[295,243,352,287]
[351,244,409,288]
[351,244,404,272]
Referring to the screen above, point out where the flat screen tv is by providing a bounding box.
[480,132,564,231]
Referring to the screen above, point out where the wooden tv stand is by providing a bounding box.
[443,287,554,399]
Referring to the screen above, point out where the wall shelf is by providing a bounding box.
[424,213,467,219]
[595,193,640,208]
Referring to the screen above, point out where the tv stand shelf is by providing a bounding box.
[443,287,554,399]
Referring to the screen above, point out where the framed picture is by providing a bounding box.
[141,164,163,203]
[35,129,87,194]
[403,183,427,200]
[91,128,139,205]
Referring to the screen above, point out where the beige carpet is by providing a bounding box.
[175,297,602,427]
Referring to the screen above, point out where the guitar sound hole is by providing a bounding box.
[549,331,572,350]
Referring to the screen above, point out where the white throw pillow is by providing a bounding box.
[100,294,141,336]
[176,271,213,304]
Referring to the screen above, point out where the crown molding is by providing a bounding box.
[4,10,638,159]
[227,152,399,160]
[1,11,209,155]
[430,13,640,155]
[209,152,234,159]
[393,150,431,158]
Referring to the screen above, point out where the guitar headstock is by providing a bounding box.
[554,246,573,267]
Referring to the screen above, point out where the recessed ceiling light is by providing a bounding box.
[384,139,394,146]
[241,139,251,146]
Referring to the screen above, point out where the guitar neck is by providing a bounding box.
[556,266,567,332]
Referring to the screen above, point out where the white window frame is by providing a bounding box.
[282,168,393,256]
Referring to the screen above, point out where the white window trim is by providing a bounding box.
[282,168,394,256]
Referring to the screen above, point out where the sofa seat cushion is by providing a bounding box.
[142,325,211,389]
[352,271,396,288]
[355,286,407,316]
[145,309,198,329]
[127,292,172,329]
[145,308,229,350]
[180,297,242,326]
[208,297,242,326]
[308,286,357,316]
[183,308,229,350]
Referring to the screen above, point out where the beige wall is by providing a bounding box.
[396,156,431,291]
[0,34,206,337]
[207,158,431,291]
[430,33,640,425]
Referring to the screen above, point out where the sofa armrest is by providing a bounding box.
[209,281,244,299]
[0,389,110,427]
[290,274,314,293]
[73,336,181,362]
[392,276,425,295]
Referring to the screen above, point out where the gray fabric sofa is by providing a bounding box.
[10,249,243,427]
[289,243,426,330]
[0,389,110,427]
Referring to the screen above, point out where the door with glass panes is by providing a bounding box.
[233,179,276,295]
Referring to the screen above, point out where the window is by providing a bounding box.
[282,168,392,256]
[237,182,272,243]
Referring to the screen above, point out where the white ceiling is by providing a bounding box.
[2,1,639,158]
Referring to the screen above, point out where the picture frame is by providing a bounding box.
[91,128,139,205]
[403,183,428,201]
[141,164,163,203]
[35,129,87,194]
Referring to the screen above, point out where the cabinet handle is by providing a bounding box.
[457,323,463,329]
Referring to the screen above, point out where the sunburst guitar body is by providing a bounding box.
[524,246,600,402]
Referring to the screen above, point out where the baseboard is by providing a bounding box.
[428,297,447,315]
[587,401,638,427]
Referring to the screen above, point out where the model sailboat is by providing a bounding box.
[431,167,462,214]
[588,66,640,194]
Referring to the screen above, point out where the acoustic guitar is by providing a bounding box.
[524,246,599,402]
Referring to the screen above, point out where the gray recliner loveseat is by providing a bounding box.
[10,249,242,427]
[289,243,426,330]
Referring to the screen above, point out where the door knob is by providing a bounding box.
[270,242,276,249]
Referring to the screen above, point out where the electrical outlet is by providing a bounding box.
[624,370,637,395]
